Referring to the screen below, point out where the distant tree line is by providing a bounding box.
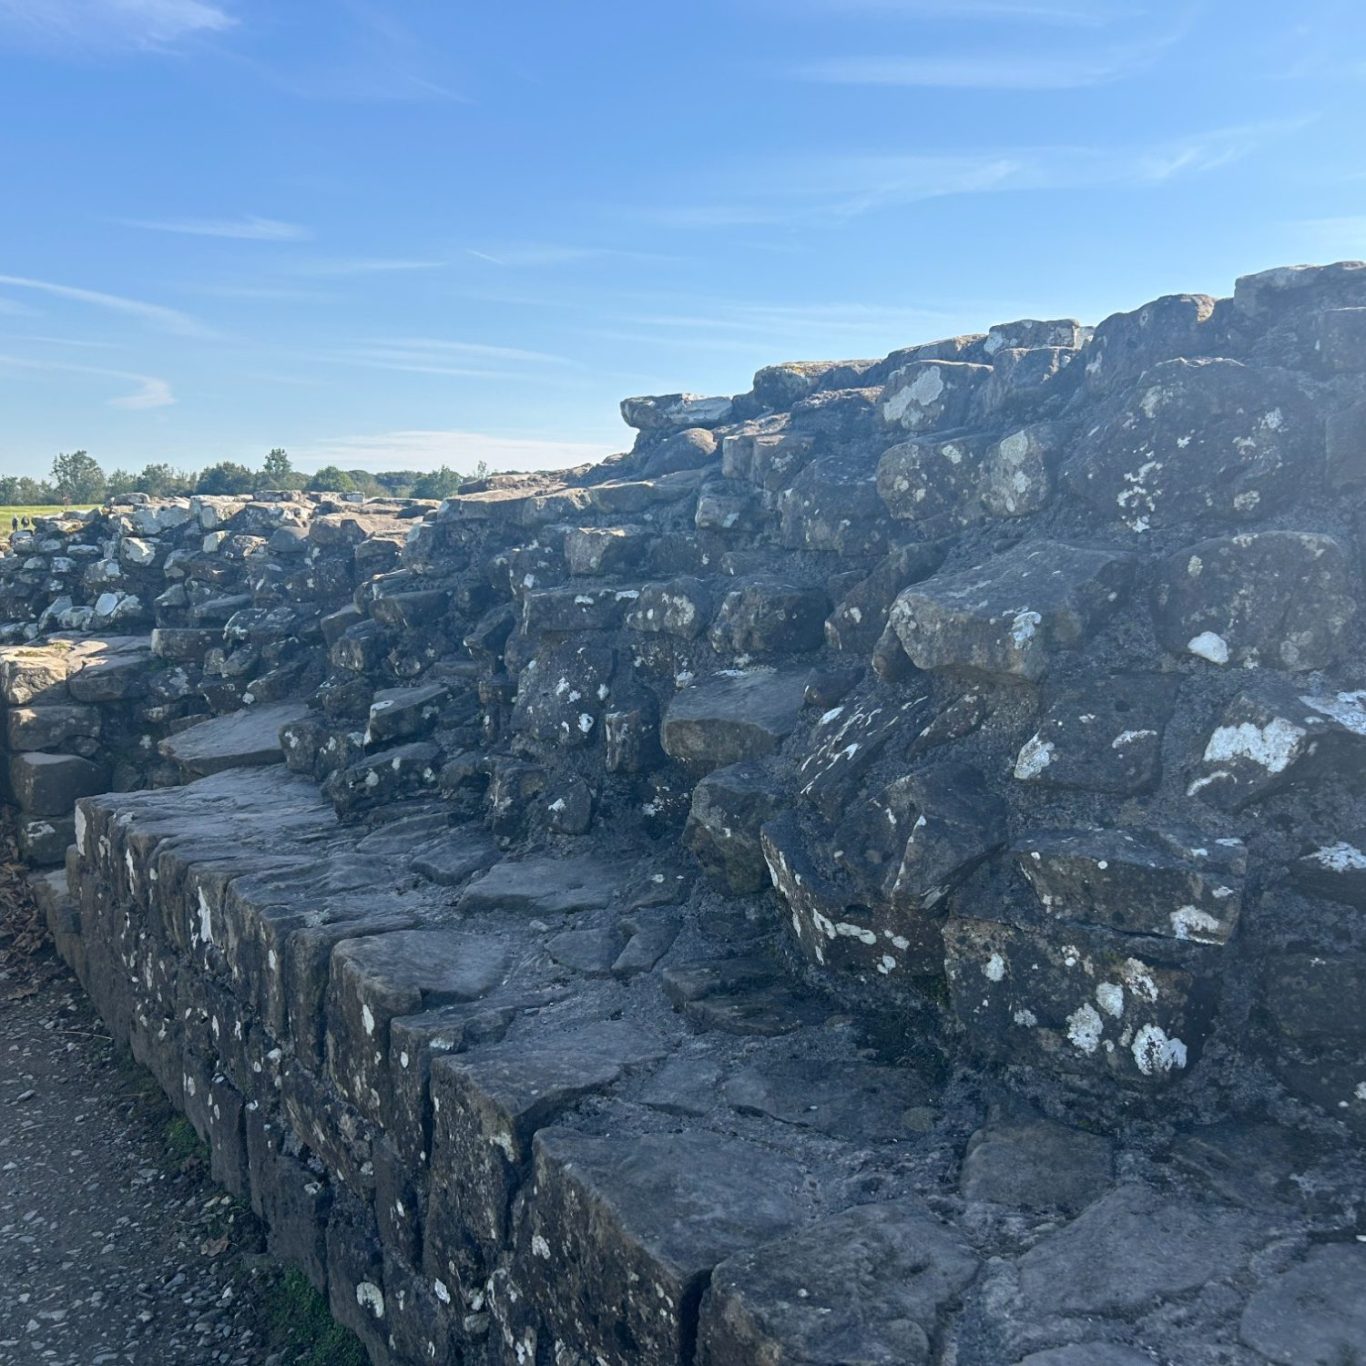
[0,449,489,506]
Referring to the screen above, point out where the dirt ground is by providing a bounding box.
[0,841,366,1366]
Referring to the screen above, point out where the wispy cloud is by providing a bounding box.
[317,336,573,380]
[464,243,684,268]
[0,296,39,317]
[116,214,312,241]
[293,257,446,277]
[641,122,1306,227]
[789,0,1138,23]
[290,429,617,475]
[791,50,1144,89]
[0,0,234,50]
[0,353,174,408]
[0,273,211,336]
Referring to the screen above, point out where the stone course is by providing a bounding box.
[8,261,1366,1364]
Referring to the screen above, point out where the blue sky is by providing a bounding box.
[1,0,1364,479]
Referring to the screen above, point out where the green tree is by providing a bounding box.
[50,449,106,502]
[262,448,294,487]
[307,465,358,493]
[106,468,138,496]
[409,465,465,499]
[195,461,257,495]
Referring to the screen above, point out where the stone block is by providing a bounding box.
[661,668,810,773]
[9,752,110,817]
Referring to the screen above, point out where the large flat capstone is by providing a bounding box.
[160,700,310,778]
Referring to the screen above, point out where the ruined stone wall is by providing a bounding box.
[7,261,1366,1365]
[0,492,421,858]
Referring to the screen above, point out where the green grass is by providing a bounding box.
[262,1268,368,1366]
[0,504,95,526]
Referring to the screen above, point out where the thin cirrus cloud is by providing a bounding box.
[790,49,1147,89]
[0,0,234,49]
[116,214,312,242]
[0,273,211,336]
[792,0,1138,23]
[291,257,447,277]
[0,353,174,409]
[321,337,573,380]
[642,121,1305,227]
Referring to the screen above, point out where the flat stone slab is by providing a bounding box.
[527,1128,811,1366]
[700,1200,978,1366]
[661,668,810,772]
[1016,1185,1269,1319]
[160,701,310,778]
[458,855,626,917]
[1238,1243,1366,1364]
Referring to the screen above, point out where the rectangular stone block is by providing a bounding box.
[9,751,110,817]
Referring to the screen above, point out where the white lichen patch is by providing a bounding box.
[1202,717,1306,773]
[983,953,1006,982]
[1308,842,1366,871]
[1095,982,1125,1017]
[1170,905,1225,943]
[1066,1002,1104,1054]
[355,1281,385,1319]
[1013,734,1055,780]
[1131,1024,1187,1075]
[1187,631,1230,664]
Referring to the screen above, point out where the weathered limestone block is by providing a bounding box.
[661,668,810,773]
[699,1201,977,1366]
[18,814,76,865]
[777,455,891,555]
[1078,292,1216,395]
[1292,838,1366,907]
[1013,673,1180,794]
[979,344,1075,416]
[1187,680,1366,810]
[877,431,991,523]
[1014,1185,1268,1321]
[944,917,1213,1089]
[1064,358,1315,529]
[1153,531,1356,670]
[1015,827,1246,944]
[325,742,442,816]
[365,682,450,746]
[621,391,733,431]
[458,854,625,917]
[707,577,828,655]
[521,584,635,634]
[562,525,648,577]
[509,641,614,748]
[0,642,75,703]
[1238,1244,1366,1364]
[824,541,948,656]
[684,761,784,893]
[159,701,307,778]
[879,359,992,433]
[639,426,718,477]
[326,928,510,1122]
[978,422,1059,517]
[9,752,110,816]
[889,541,1133,681]
[960,1118,1112,1213]
[425,1022,668,1304]
[796,691,931,819]
[5,702,101,751]
[624,577,711,638]
[524,1128,811,1366]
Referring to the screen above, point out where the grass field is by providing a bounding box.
[0,505,95,526]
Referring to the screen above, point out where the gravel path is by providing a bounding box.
[0,862,363,1366]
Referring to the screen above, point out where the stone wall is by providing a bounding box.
[7,260,1366,1364]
